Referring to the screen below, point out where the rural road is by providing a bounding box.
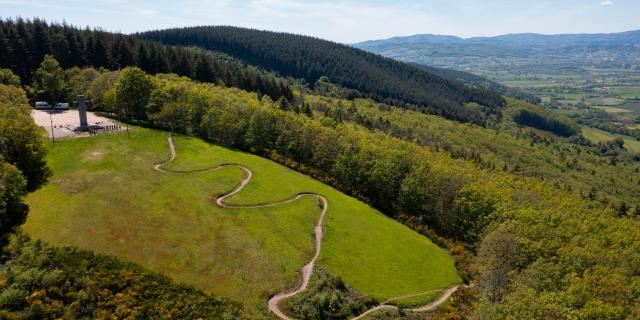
[155,135,460,320]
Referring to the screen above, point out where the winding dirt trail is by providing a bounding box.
[351,285,467,320]
[154,135,460,319]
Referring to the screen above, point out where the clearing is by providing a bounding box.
[581,126,640,153]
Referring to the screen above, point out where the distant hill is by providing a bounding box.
[355,30,640,53]
[465,30,640,50]
[353,30,640,72]
[138,26,506,124]
[0,18,293,101]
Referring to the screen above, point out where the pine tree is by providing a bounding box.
[278,97,290,111]
[31,19,52,65]
[195,56,214,83]
[303,103,313,118]
[136,45,152,72]
[92,37,110,68]
[0,29,12,70]
[618,202,629,217]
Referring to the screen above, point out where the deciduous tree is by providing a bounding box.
[33,55,65,104]
[114,67,154,131]
[0,69,20,86]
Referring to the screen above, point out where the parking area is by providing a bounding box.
[31,109,124,139]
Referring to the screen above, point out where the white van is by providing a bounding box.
[35,101,52,110]
[54,102,70,110]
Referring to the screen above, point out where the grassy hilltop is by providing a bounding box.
[24,128,460,317]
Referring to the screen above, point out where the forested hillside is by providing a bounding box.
[0,19,292,100]
[304,95,640,211]
[138,26,506,124]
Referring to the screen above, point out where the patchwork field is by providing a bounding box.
[25,128,460,318]
[581,126,640,153]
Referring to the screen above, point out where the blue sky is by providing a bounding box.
[1,0,638,43]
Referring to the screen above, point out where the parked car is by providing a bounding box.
[34,101,52,110]
[54,102,70,110]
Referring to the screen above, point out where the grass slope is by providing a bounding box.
[582,126,640,152]
[24,128,459,317]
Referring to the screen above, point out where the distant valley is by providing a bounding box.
[353,30,640,72]
[355,30,640,151]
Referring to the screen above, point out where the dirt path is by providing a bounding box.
[154,135,460,319]
[154,136,327,320]
[351,285,463,320]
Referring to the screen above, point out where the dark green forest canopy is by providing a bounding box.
[0,18,292,100]
[138,26,506,124]
[512,108,579,137]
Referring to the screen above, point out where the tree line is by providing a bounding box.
[0,18,293,101]
[138,26,506,125]
[512,108,579,137]
[0,83,50,248]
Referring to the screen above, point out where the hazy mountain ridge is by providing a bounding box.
[355,30,640,51]
[353,29,640,78]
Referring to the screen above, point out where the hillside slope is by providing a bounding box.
[24,128,460,318]
[138,26,505,124]
[305,95,640,209]
[23,64,640,319]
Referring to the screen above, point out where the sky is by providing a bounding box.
[1,0,638,43]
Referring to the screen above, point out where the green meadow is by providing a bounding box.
[611,86,640,99]
[581,126,640,153]
[25,128,460,317]
[581,126,618,143]
[384,289,445,308]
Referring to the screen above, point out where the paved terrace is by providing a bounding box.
[31,110,123,139]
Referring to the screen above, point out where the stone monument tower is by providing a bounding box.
[77,95,88,129]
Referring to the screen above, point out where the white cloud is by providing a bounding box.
[600,1,614,5]
[239,0,453,42]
